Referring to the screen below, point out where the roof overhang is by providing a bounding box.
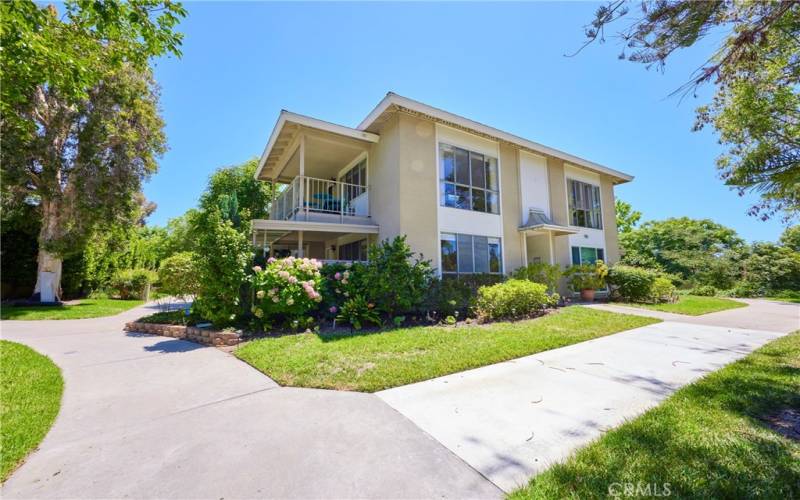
[254,111,380,181]
[519,224,579,236]
[252,219,380,234]
[358,93,634,184]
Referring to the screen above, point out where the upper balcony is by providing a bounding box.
[254,111,380,227]
[270,175,370,225]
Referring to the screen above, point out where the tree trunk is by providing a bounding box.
[33,198,64,302]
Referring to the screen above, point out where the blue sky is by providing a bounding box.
[146,1,787,242]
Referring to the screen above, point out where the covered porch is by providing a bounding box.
[255,111,380,225]
[251,219,379,261]
[519,209,578,265]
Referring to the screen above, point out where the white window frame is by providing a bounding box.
[567,178,603,230]
[440,232,503,275]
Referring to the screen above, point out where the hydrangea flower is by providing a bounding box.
[252,265,262,273]
[256,290,265,299]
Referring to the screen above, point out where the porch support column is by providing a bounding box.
[548,232,555,265]
[297,230,304,257]
[299,134,305,176]
[521,232,528,267]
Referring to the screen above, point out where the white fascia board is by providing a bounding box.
[358,93,634,183]
[255,111,380,180]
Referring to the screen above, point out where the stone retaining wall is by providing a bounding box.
[124,322,241,347]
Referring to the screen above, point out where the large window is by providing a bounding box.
[441,233,502,274]
[568,179,602,229]
[340,159,366,187]
[571,246,605,265]
[439,144,499,214]
[339,239,367,261]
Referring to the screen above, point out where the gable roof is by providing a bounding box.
[359,92,633,184]
[256,93,634,184]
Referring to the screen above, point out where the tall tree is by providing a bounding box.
[199,158,274,225]
[1,0,185,300]
[615,199,642,233]
[620,217,744,281]
[579,1,799,222]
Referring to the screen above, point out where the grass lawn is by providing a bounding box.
[236,306,660,392]
[0,341,64,482]
[511,331,800,500]
[618,295,747,316]
[0,298,144,320]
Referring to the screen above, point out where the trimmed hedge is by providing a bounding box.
[475,279,557,321]
[607,265,676,303]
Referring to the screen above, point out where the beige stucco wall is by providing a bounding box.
[368,114,402,242]
[600,176,621,264]
[547,157,572,271]
[500,144,524,273]
[397,113,439,263]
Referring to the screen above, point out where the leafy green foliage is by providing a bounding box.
[475,279,556,321]
[110,268,157,300]
[565,260,608,292]
[336,295,382,330]
[1,0,185,296]
[620,218,744,281]
[582,1,799,221]
[198,158,273,224]
[424,274,503,318]
[251,257,323,327]
[157,252,200,300]
[780,226,800,252]
[651,277,677,303]
[614,199,641,233]
[606,264,659,302]
[192,210,252,327]
[691,285,718,297]
[512,262,561,293]
[359,236,434,318]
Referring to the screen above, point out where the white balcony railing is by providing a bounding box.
[270,175,368,222]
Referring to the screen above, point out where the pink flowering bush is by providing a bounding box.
[251,257,323,326]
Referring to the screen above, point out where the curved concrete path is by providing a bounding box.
[1,303,500,499]
[378,299,798,492]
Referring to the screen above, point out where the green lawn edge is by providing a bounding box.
[616,295,747,316]
[235,306,660,392]
[510,330,800,500]
[0,341,64,482]
[1,298,144,321]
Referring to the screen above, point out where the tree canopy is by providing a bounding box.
[0,0,186,300]
[580,1,800,222]
[615,199,642,233]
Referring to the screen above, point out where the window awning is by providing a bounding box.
[518,209,578,236]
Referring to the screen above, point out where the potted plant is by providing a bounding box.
[565,260,608,302]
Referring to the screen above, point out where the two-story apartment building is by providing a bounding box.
[252,93,633,290]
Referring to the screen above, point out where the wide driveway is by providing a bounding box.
[378,299,798,492]
[1,303,500,499]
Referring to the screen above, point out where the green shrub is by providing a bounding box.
[691,284,718,297]
[651,277,678,303]
[336,295,381,330]
[251,256,323,327]
[110,268,157,299]
[772,289,800,300]
[727,281,764,298]
[512,262,561,292]
[425,274,503,317]
[359,236,434,318]
[607,265,658,302]
[564,260,608,292]
[193,210,252,327]
[318,262,368,318]
[475,279,556,321]
[157,252,200,300]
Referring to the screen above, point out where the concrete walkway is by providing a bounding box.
[1,303,500,499]
[378,299,798,492]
